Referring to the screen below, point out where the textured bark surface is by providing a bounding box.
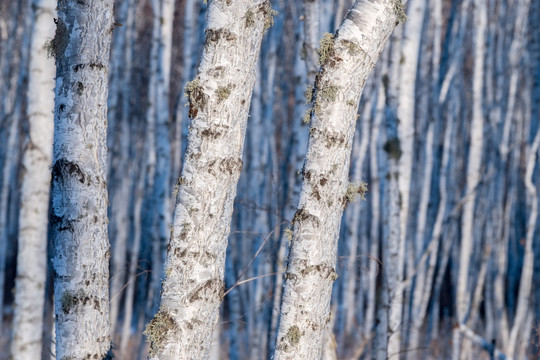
[50,0,113,358]
[11,0,55,358]
[274,1,403,358]
[145,1,271,358]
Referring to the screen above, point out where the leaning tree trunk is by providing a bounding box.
[49,1,114,359]
[144,1,273,358]
[10,0,56,358]
[273,0,406,358]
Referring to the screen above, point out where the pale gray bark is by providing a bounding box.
[148,0,174,318]
[0,0,31,333]
[108,0,136,337]
[396,0,425,265]
[381,21,403,360]
[506,120,539,356]
[10,0,55,358]
[120,161,145,356]
[340,97,371,344]
[145,1,271,358]
[274,1,405,358]
[365,74,385,345]
[454,0,486,358]
[172,0,199,184]
[50,0,114,358]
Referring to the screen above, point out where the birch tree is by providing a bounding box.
[108,0,136,337]
[49,0,114,358]
[144,1,274,358]
[454,0,486,358]
[381,21,404,360]
[147,0,174,318]
[10,0,55,358]
[274,1,406,358]
[0,0,31,331]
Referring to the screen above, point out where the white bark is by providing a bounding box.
[382,21,403,360]
[274,1,404,358]
[396,0,424,240]
[365,73,385,343]
[341,98,371,342]
[172,0,198,184]
[145,1,271,358]
[506,126,539,356]
[120,160,146,356]
[108,0,136,336]
[148,0,174,317]
[454,0,486,357]
[406,120,435,358]
[50,1,114,358]
[249,4,282,353]
[11,0,55,358]
[458,324,513,360]
[0,0,31,333]
[0,91,20,335]
[388,1,425,353]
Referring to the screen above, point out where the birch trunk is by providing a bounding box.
[340,97,371,345]
[274,1,405,358]
[108,0,135,336]
[396,0,425,259]
[506,123,539,356]
[272,1,319,346]
[148,0,174,318]
[11,0,55,358]
[50,1,114,358]
[382,21,403,360]
[454,0,486,358]
[365,74,385,344]
[0,93,20,334]
[0,0,31,332]
[171,0,198,193]
[406,1,442,352]
[120,160,145,356]
[145,1,271,358]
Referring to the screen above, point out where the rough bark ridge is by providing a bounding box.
[274,0,404,358]
[50,0,113,358]
[145,1,272,358]
[11,0,56,358]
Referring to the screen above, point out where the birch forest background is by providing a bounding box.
[1,0,540,359]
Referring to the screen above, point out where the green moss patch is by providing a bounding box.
[144,309,177,357]
[286,325,301,345]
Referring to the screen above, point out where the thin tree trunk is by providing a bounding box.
[0,0,31,333]
[148,0,174,319]
[454,0,486,358]
[108,0,136,337]
[506,124,539,356]
[171,0,199,184]
[10,0,55,358]
[381,19,403,360]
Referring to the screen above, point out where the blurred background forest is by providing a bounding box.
[1,0,540,359]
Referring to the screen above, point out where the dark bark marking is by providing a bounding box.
[52,158,88,185]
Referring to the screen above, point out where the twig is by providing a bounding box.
[224,272,281,297]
